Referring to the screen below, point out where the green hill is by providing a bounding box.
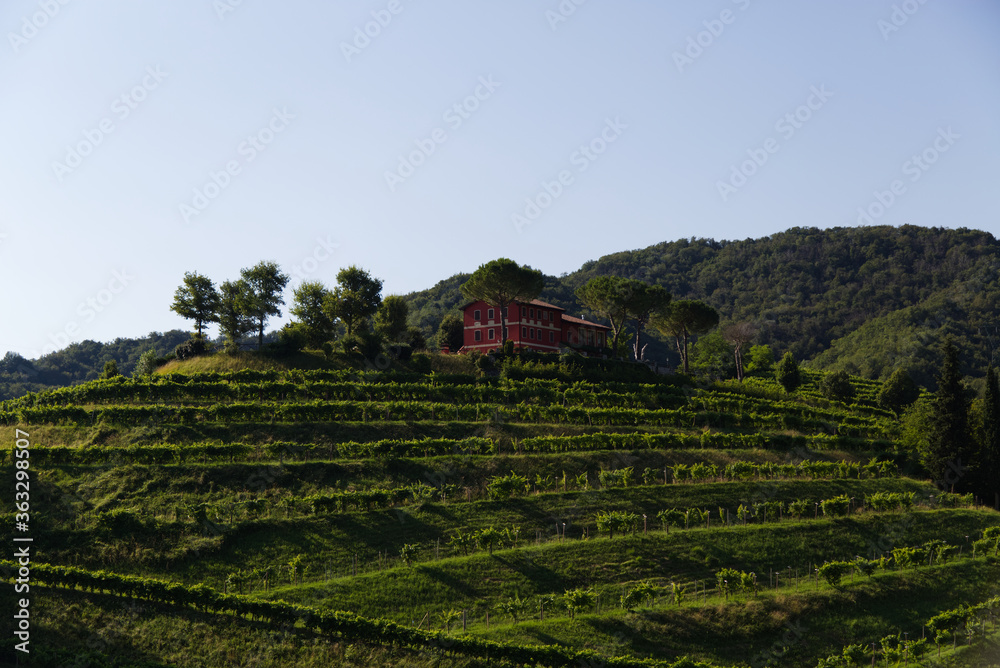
[2,353,998,666]
[0,330,190,400]
[405,225,1000,384]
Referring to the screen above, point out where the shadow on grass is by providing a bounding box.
[414,564,480,598]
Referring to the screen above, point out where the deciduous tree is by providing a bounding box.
[437,314,465,353]
[877,368,921,415]
[289,281,336,347]
[374,295,410,343]
[691,330,734,379]
[132,349,159,377]
[217,279,254,353]
[329,266,383,336]
[240,261,290,350]
[171,271,220,338]
[821,370,856,404]
[723,322,757,381]
[100,360,120,379]
[746,344,774,375]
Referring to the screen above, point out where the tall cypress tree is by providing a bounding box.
[922,339,972,491]
[980,364,1000,508]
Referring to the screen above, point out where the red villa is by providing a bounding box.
[459,299,611,354]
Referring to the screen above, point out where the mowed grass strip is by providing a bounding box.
[39,449,907,522]
[38,477,941,582]
[475,559,1000,667]
[257,509,1000,624]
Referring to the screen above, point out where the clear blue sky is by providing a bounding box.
[1,0,998,359]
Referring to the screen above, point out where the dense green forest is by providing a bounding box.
[0,330,189,400]
[405,225,1000,386]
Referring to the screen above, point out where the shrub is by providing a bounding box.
[595,511,638,539]
[399,543,417,567]
[562,588,594,619]
[99,360,121,379]
[820,495,851,517]
[410,353,432,373]
[715,568,756,598]
[598,467,632,488]
[132,349,161,377]
[474,352,496,373]
[775,352,802,393]
[387,343,413,362]
[787,499,811,518]
[273,323,309,354]
[174,338,210,360]
[486,472,529,499]
[818,561,853,588]
[821,370,856,404]
[340,331,383,360]
[657,509,686,530]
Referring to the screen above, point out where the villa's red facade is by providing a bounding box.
[459,299,610,354]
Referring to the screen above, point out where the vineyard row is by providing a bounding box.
[4,431,897,466]
[0,561,709,668]
[0,401,890,438]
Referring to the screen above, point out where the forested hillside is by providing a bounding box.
[9,226,999,399]
[405,225,1000,385]
[0,330,189,400]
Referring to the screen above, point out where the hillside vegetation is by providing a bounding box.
[8,226,1000,400]
[405,225,1000,385]
[2,350,999,667]
[0,330,190,401]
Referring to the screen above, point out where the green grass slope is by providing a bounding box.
[3,356,999,666]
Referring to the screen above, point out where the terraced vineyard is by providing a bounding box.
[2,355,998,667]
